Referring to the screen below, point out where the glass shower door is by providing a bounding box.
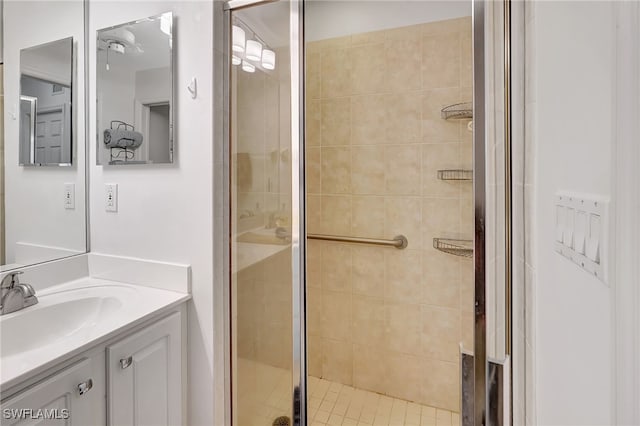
[227,1,305,425]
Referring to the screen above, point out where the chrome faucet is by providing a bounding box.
[0,271,38,315]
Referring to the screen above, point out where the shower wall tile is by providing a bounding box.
[306,99,321,147]
[307,195,322,234]
[308,334,323,377]
[322,290,352,342]
[321,98,351,146]
[307,51,322,100]
[384,145,421,195]
[321,243,352,293]
[421,358,459,411]
[322,338,353,385]
[353,344,387,394]
[307,147,322,194]
[351,246,385,298]
[321,195,351,235]
[306,17,472,412]
[351,94,387,145]
[460,33,473,88]
[384,197,422,250]
[351,145,385,195]
[321,48,352,98]
[386,92,423,143]
[352,295,386,347]
[350,43,386,95]
[385,302,422,355]
[422,33,461,89]
[384,250,423,303]
[421,305,461,362]
[385,38,423,93]
[321,146,351,193]
[386,352,423,402]
[422,250,461,309]
[351,196,385,238]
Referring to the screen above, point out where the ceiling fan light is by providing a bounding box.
[245,39,262,62]
[232,25,245,53]
[261,49,275,70]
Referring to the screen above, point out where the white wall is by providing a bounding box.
[3,0,86,266]
[530,2,614,424]
[88,1,215,425]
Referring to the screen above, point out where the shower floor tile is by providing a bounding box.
[307,376,458,426]
[236,359,459,426]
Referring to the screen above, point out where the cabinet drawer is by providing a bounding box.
[1,358,103,426]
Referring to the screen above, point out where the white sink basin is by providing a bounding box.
[1,295,122,357]
[0,278,190,389]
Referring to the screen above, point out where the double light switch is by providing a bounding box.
[555,192,607,284]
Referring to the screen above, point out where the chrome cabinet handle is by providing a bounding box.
[120,356,133,369]
[77,379,93,396]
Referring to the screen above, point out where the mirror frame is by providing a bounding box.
[0,0,90,273]
[95,12,175,166]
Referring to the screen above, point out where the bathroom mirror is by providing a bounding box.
[19,37,74,166]
[96,12,174,165]
[1,0,88,272]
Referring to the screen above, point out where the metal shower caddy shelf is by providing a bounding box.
[433,238,473,258]
[437,169,473,181]
[440,102,473,120]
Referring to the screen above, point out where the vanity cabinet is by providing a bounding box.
[1,308,185,426]
[1,357,105,426]
[106,312,182,426]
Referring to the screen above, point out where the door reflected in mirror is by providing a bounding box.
[19,37,74,166]
[96,12,174,165]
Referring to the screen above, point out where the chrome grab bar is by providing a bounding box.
[307,234,408,249]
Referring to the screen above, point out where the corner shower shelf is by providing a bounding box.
[440,102,473,120]
[437,169,473,181]
[433,238,473,258]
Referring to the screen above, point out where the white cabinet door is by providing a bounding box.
[1,358,103,426]
[107,312,181,426]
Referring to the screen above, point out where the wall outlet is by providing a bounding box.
[105,184,118,212]
[64,183,75,210]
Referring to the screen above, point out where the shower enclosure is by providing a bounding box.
[224,1,512,425]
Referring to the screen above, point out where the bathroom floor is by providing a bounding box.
[237,359,459,426]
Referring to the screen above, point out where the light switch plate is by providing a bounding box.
[105,184,118,212]
[555,192,608,285]
[64,183,75,210]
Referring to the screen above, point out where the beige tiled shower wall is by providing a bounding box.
[305,17,474,412]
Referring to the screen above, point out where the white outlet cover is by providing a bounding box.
[64,183,75,210]
[105,184,118,212]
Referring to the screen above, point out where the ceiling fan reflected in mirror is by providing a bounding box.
[98,27,144,69]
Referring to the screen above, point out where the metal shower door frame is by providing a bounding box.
[223,0,307,424]
[222,0,505,425]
